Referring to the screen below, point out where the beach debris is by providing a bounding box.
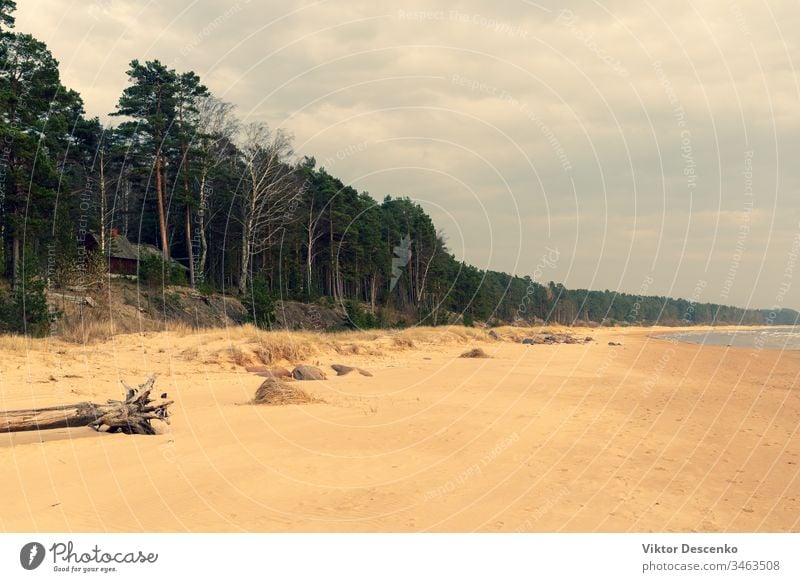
[460,347,490,358]
[0,375,172,436]
[330,364,373,377]
[252,378,314,406]
[292,365,327,381]
[522,333,584,345]
[521,332,594,346]
[608,341,623,346]
[246,365,292,379]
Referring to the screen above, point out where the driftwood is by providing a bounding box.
[47,292,97,307]
[0,376,172,436]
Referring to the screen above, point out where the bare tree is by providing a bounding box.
[237,122,301,294]
[193,96,239,281]
[304,195,326,296]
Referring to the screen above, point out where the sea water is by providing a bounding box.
[662,328,800,350]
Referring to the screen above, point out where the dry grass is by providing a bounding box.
[251,378,315,406]
[250,333,317,364]
[55,318,200,345]
[57,318,115,344]
[393,326,489,346]
[391,336,415,349]
[332,342,384,356]
[51,299,204,345]
[164,322,197,337]
[210,329,322,366]
[0,319,498,365]
[228,346,252,367]
[460,347,490,358]
[180,346,200,360]
[215,325,496,366]
[0,334,38,352]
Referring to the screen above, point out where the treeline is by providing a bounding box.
[0,1,796,335]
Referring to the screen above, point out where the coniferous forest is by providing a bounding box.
[0,1,796,336]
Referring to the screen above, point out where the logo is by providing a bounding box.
[20,542,46,570]
[390,234,412,291]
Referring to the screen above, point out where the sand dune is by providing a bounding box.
[0,325,797,532]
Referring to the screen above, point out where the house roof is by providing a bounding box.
[86,231,163,261]
[108,233,162,261]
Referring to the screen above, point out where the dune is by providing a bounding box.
[0,324,797,532]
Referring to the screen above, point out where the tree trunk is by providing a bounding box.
[198,172,209,281]
[181,138,195,288]
[154,154,170,261]
[99,149,107,253]
[0,376,172,436]
[239,220,250,295]
[306,203,315,296]
[122,179,131,238]
[12,234,20,290]
[185,204,195,287]
[370,274,377,313]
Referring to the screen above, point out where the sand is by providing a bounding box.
[0,325,797,532]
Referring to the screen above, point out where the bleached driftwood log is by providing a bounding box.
[0,376,172,435]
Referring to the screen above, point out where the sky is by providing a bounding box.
[16,0,800,311]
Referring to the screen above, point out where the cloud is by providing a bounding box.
[15,0,800,308]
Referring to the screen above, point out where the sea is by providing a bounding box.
[661,328,800,350]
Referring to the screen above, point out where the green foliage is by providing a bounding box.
[344,299,377,330]
[196,280,217,296]
[164,292,183,311]
[462,312,474,327]
[243,274,275,329]
[0,252,57,337]
[139,254,186,288]
[0,0,16,30]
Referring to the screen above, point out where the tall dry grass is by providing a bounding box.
[4,309,496,363]
[52,299,202,345]
[0,334,38,352]
[200,324,495,366]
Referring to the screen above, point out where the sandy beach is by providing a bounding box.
[0,325,797,532]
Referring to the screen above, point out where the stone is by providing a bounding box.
[331,364,373,377]
[292,365,327,381]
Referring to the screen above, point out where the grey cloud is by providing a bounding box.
[16,0,800,308]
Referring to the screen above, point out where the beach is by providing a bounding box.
[0,325,797,532]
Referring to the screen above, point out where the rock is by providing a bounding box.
[331,364,373,377]
[459,347,490,358]
[488,330,501,340]
[608,342,622,347]
[584,336,593,342]
[522,338,535,345]
[331,364,355,376]
[292,365,327,381]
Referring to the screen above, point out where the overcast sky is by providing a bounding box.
[17,0,800,310]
